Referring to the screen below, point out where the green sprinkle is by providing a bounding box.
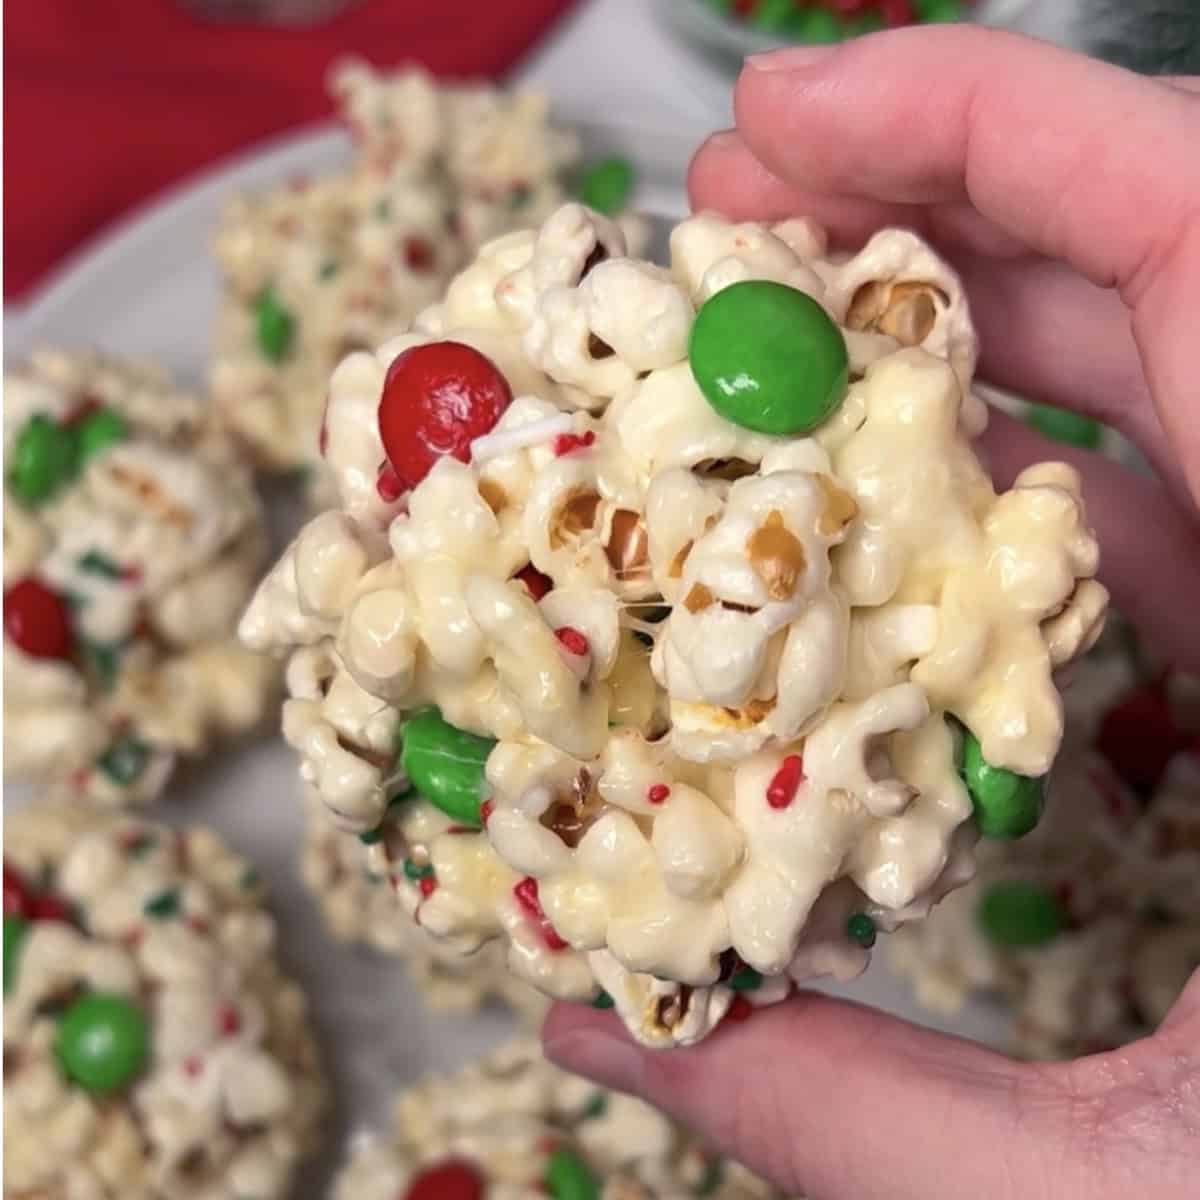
[544,1146,599,1200]
[582,1092,608,1121]
[142,888,181,920]
[847,912,877,948]
[97,736,151,786]
[126,833,157,859]
[358,826,383,846]
[578,156,634,216]
[254,287,295,363]
[590,990,614,1010]
[317,260,340,280]
[728,967,763,992]
[403,859,433,881]
[696,1159,725,1197]
[240,867,260,890]
[374,198,391,220]
[77,551,124,580]
[1025,403,1103,450]
[4,915,29,994]
[510,184,534,210]
[82,640,123,692]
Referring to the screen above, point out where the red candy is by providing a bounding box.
[766,754,805,809]
[480,798,495,826]
[378,341,513,491]
[552,430,596,456]
[554,627,589,657]
[29,895,72,924]
[217,1004,241,1036]
[3,862,34,918]
[513,876,568,951]
[646,784,670,805]
[1096,682,1189,795]
[4,577,73,660]
[879,0,916,24]
[403,1160,485,1200]
[514,564,553,601]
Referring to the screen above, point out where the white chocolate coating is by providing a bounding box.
[3,803,324,1199]
[211,59,581,485]
[244,205,1105,1047]
[3,349,275,806]
[331,1040,790,1200]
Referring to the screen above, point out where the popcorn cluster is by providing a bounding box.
[3,802,324,1199]
[3,349,275,806]
[332,1039,789,1200]
[242,203,1106,1047]
[211,59,584,487]
[890,630,1199,1059]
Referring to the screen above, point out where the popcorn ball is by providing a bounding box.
[242,203,1107,1047]
[211,58,583,485]
[890,634,1199,1059]
[331,1039,789,1199]
[301,790,548,1022]
[4,349,275,807]
[2,802,324,1199]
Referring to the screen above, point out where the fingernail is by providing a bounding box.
[543,1028,646,1092]
[746,45,839,73]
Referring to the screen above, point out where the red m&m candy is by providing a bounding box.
[378,341,512,492]
[403,1159,484,1200]
[4,578,73,660]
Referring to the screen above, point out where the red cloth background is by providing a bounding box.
[4,0,579,299]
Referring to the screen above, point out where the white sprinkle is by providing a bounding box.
[470,415,574,463]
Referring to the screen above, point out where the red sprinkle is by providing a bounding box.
[29,895,72,924]
[480,798,495,826]
[122,927,144,949]
[403,236,436,273]
[513,876,568,952]
[419,876,438,898]
[554,627,589,657]
[318,396,330,457]
[3,863,34,918]
[217,1004,241,1037]
[646,784,670,805]
[187,914,210,935]
[183,1056,203,1077]
[403,1160,484,1200]
[376,460,406,503]
[552,430,596,457]
[766,755,805,810]
[514,564,553,601]
[725,995,755,1023]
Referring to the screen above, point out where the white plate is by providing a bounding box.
[6,117,1009,1196]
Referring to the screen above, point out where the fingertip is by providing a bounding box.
[541,1002,648,1094]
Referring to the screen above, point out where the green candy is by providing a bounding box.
[977,880,1064,948]
[75,407,128,463]
[959,730,1045,839]
[55,992,149,1094]
[842,10,885,36]
[8,415,78,505]
[578,156,634,216]
[749,0,795,31]
[688,281,849,435]
[1025,403,1102,450]
[254,287,295,362]
[4,915,29,994]
[400,709,496,827]
[544,1147,599,1200]
[97,736,152,787]
[590,989,614,1010]
[789,7,842,41]
[846,913,877,949]
[915,0,963,20]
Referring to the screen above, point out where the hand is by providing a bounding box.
[545,28,1200,1200]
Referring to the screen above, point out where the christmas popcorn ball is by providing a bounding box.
[331,1039,788,1200]
[241,201,1107,1047]
[890,641,1200,1060]
[211,58,586,483]
[301,790,549,1022]
[2,802,325,1199]
[4,349,276,807]
[706,0,972,41]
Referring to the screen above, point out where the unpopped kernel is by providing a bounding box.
[243,204,1106,1047]
[331,1039,790,1200]
[890,629,1200,1059]
[3,802,324,1199]
[4,349,275,806]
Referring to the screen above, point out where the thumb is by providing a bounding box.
[544,992,1082,1200]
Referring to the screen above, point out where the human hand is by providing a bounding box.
[545,27,1200,1200]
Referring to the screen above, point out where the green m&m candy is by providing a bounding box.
[688,281,849,436]
[55,992,149,1093]
[75,407,128,463]
[400,708,496,828]
[254,286,296,363]
[788,6,842,41]
[4,914,29,993]
[544,1146,599,1200]
[959,730,1045,839]
[915,0,964,21]
[7,415,78,505]
[977,880,1064,949]
[1025,403,1103,450]
[578,156,633,216]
